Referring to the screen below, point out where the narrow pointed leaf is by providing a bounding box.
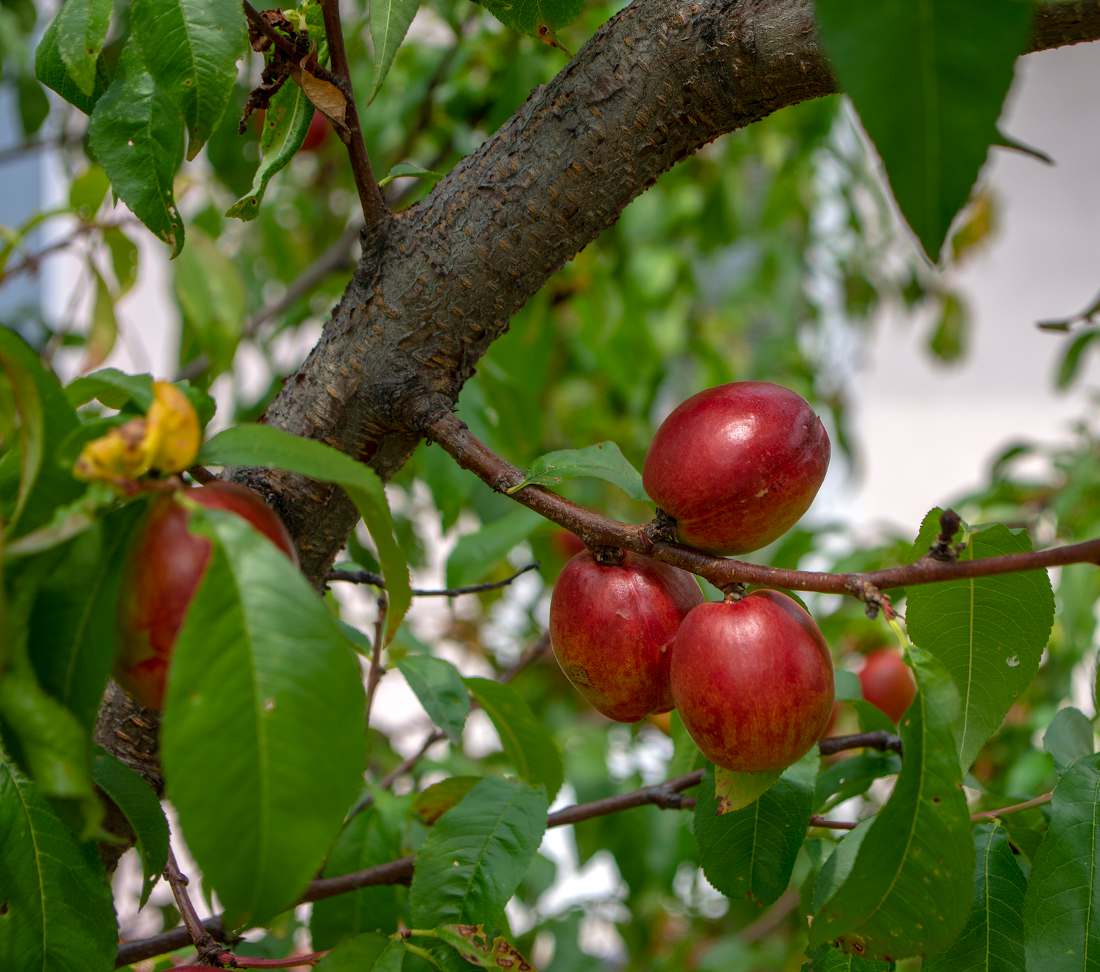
[907,522,1054,770]
[464,677,563,800]
[0,754,117,970]
[924,821,1025,972]
[88,42,185,255]
[814,0,1033,259]
[694,752,817,907]
[55,0,112,97]
[199,423,411,637]
[511,441,647,502]
[810,649,973,961]
[397,655,470,745]
[132,0,246,159]
[409,776,548,928]
[368,0,419,102]
[161,509,366,924]
[1023,752,1100,970]
[91,748,169,907]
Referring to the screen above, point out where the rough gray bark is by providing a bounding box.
[102,0,1100,843]
[243,0,1100,582]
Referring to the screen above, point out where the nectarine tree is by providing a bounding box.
[2,1,1100,970]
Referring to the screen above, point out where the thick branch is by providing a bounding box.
[425,412,1100,595]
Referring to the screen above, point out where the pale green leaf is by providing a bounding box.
[510,441,647,502]
[397,655,470,745]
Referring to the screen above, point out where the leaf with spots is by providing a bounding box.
[472,0,584,37]
[810,648,973,961]
[87,40,186,255]
[131,0,247,159]
[907,520,1054,770]
[925,821,1025,972]
[1022,752,1100,970]
[802,944,893,971]
[161,507,366,925]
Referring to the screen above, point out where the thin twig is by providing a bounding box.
[810,815,859,831]
[425,412,1100,597]
[818,730,902,757]
[215,951,328,968]
[165,847,222,963]
[318,0,389,230]
[329,562,540,597]
[363,594,388,728]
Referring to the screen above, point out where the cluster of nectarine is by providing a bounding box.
[551,382,842,773]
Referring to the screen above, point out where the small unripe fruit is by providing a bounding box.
[670,591,834,772]
[858,649,916,723]
[116,482,298,710]
[300,110,329,152]
[642,381,830,554]
[549,551,703,722]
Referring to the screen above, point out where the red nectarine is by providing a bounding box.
[858,648,915,723]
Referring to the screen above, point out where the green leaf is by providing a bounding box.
[907,523,1054,770]
[1023,752,1100,969]
[472,0,583,36]
[29,506,144,731]
[199,424,411,638]
[85,265,118,369]
[368,0,419,103]
[510,441,647,502]
[131,0,246,159]
[694,753,817,907]
[409,776,548,928]
[311,800,405,949]
[103,226,140,295]
[397,655,470,746]
[712,765,781,814]
[87,41,186,255]
[378,161,442,188]
[68,164,110,220]
[1044,707,1095,776]
[924,821,1026,972]
[464,677,564,800]
[927,291,968,364]
[55,0,112,97]
[65,368,154,411]
[813,750,901,813]
[313,933,394,971]
[227,79,314,220]
[445,508,541,589]
[835,669,862,701]
[814,0,1033,259]
[413,776,482,825]
[161,508,366,924]
[802,944,892,971]
[1055,329,1100,391]
[92,748,169,907]
[0,754,117,971]
[810,648,973,961]
[173,227,246,373]
[34,9,110,113]
[0,327,45,532]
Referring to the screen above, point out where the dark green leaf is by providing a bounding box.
[92,748,169,907]
[802,944,892,971]
[1044,707,1095,776]
[445,508,541,589]
[0,752,117,970]
[813,751,901,813]
[510,441,647,502]
[313,933,395,971]
[464,677,563,800]
[173,228,246,373]
[199,424,411,637]
[54,0,112,97]
[409,776,548,928]
[87,41,186,255]
[34,9,110,113]
[161,508,366,924]
[368,0,419,103]
[397,656,470,746]
[311,799,405,949]
[131,0,246,159]
[925,821,1025,972]
[472,0,583,36]
[694,753,816,906]
[810,649,973,961]
[907,523,1054,769]
[814,0,1033,259]
[1023,752,1100,969]
[1055,329,1100,391]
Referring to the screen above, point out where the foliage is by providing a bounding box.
[0,0,1098,969]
